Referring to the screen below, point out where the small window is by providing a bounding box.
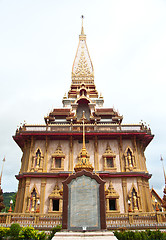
[53,199,59,211]
[107,158,114,168]
[109,199,116,210]
[55,159,61,168]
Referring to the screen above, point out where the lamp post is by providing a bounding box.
[128,200,132,212]
[36,199,40,213]
[8,200,13,213]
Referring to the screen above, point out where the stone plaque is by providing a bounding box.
[68,175,100,231]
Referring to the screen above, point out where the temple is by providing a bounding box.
[12,19,163,229]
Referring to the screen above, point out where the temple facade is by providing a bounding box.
[13,21,155,221]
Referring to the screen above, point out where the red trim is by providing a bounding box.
[16,173,69,180]
[99,173,151,179]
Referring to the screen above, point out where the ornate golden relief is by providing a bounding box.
[48,183,63,213]
[102,144,117,172]
[128,184,141,212]
[31,148,44,172]
[105,181,120,213]
[26,185,40,213]
[124,147,136,172]
[75,51,91,76]
[51,144,65,172]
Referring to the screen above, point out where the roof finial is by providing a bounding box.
[81,15,84,35]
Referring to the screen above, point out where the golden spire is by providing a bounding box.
[74,111,94,172]
[82,111,86,150]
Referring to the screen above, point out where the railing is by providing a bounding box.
[0,212,165,230]
[16,123,151,135]
[106,212,166,230]
[0,213,62,230]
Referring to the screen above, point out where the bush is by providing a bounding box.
[18,226,37,240]
[114,230,166,240]
[18,225,46,240]
[47,225,62,240]
[9,223,22,239]
[0,226,10,240]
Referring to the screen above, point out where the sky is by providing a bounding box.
[0,0,166,197]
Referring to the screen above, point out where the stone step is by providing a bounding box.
[52,231,118,239]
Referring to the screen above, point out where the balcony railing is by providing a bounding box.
[16,123,151,135]
[0,212,165,230]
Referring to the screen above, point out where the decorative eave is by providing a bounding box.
[52,143,65,158]
[105,181,119,198]
[102,144,116,158]
[13,129,154,151]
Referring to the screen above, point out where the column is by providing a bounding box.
[137,177,145,211]
[14,180,22,213]
[133,136,140,170]
[94,136,99,171]
[69,136,73,172]
[43,136,49,172]
[122,178,127,212]
[27,136,34,172]
[145,180,153,211]
[40,178,47,213]
[118,136,123,172]
[22,177,30,213]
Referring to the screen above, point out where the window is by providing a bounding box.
[55,158,61,168]
[105,181,119,213]
[109,199,116,210]
[107,158,114,168]
[51,144,65,172]
[103,144,117,171]
[53,199,59,211]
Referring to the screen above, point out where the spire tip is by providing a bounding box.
[81,15,85,35]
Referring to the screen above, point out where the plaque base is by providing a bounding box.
[52,231,118,239]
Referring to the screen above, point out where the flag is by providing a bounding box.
[2,157,5,162]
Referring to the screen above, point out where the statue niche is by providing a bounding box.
[26,186,40,213]
[124,147,136,171]
[31,148,44,172]
[128,185,141,212]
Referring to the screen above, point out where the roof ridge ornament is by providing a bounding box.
[74,111,94,172]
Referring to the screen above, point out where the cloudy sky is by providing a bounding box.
[0,0,166,197]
